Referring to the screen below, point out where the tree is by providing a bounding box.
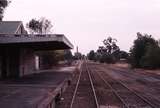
[94,52,101,62]
[119,50,129,59]
[26,19,41,34]
[98,37,120,63]
[97,46,107,54]
[74,52,82,60]
[88,50,95,60]
[64,50,73,65]
[140,44,160,69]
[87,36,120,63]
[39,50,71,69]
[0,0,10,21]
[64,50,72,60]
[40,17,53,34]
[26,17,53,34]
[99,53,113,63]
[103,37,119,54]
[129,32,159,68]
[39,51,58,69]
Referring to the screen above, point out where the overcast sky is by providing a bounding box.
[4,0,160,54]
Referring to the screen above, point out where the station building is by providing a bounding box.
[0,21,73,79]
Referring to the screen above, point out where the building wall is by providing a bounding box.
[0,48,38,78]
[0,56,2,78]
[0,48,20,78]
[19,48,36,76]
[0,51,8,78]
[8,50,20,78]
[0,47,43,79]
[16,24,27,34]
[0,47,58,79]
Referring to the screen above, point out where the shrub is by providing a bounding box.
[88,50,95,60]
[140,45,160,69]
[129,32,158,68]
[99,53,115,63]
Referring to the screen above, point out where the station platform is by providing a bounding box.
[0,65,79,108]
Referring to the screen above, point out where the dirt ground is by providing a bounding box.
[114,62,160,75]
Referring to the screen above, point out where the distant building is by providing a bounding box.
[0,21,27,34]
[0,21,73,79]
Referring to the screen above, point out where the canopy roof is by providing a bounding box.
[0,21,23,34]
[0,34,73,50]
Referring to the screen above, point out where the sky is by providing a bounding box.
[4,0,160,54]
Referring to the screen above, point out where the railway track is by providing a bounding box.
[58,61,160,108]
[87,63,127,108]
[88,62,157,108]
[105,66,160,108]
[69,61,99,108]
[56,64,81,108]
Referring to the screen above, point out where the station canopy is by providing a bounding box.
[0,34,73,50]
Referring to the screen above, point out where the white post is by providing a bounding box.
[35,55,39,70]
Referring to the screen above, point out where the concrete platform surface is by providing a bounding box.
[0,66,76,108]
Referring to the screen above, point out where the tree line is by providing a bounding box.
[129,32,160,69]
[88,33,160,69]
[87,37,128,63]
[0,0,10,21]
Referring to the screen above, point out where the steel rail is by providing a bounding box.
[93,69,130,108]
[118,79,157,108]
[70,60,99,108]
[69,63,83,108]
[106,66,160,108]
[99,66,157,108]
[85,62,100,108]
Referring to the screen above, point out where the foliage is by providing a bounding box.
[26,17,53,34]
[129,32,160,68]
[140,45,160,69]
[98,37,120,63]
[112,50,120,60]
[64,50,73,65]
[74,52,82,60]
[26,19,41,34]
[94,52,101,62]
[40,51,58,69]
[88,37,121,63]
[119,50,129,59]
[103,37,119,54]
[40,50,73,68]
[0,0,10,20]
[88,50,95,60]
[54,50,65,61]
[99,53,115,63]
[40,17,53,34]
[64,50,73,60]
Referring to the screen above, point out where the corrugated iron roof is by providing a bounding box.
[0,34,74,49]
[0,21,22,34]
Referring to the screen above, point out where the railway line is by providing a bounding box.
[105,66,160,108]
[88,62,157,108]
[87,64,126,108]
[69,61,98,108]
[58,61,99,108]
[56,65,81,108]
[57,61,160,108]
